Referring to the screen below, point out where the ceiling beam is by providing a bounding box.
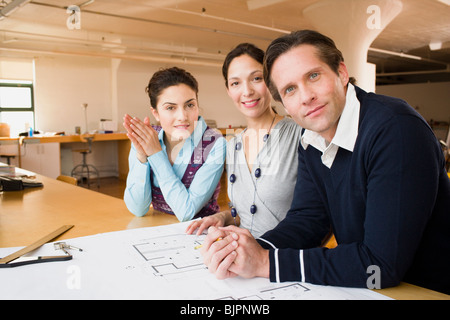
[0,46,223,67]
[30,1,275,42]
[246,0,289,11]
[377,67,450,77]
[0,0,31,20]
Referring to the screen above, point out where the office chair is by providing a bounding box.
[0,154,16,165]
[57,175,78,185]
[71,135,100,189]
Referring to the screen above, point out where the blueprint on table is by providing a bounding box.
[0,221,391,300]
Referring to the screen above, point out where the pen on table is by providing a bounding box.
[194,237,222,250]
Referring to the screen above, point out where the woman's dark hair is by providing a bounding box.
[146,67,199,109]
[222,43,265,88]
[264,30,345,102]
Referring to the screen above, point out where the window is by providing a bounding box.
[0,80,35,137]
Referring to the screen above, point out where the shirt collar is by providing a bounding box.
[301,83,360,153]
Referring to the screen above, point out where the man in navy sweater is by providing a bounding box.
[200,30,450,295]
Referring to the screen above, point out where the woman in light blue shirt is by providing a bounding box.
[123,67,226,221]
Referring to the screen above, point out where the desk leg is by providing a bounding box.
[118,139,130,181]
[17,141,21,168]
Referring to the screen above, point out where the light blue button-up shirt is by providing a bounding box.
[124,116,226,221]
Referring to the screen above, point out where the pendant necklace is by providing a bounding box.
[229,114,276,233]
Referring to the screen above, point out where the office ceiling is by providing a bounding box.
[0,0,449,85]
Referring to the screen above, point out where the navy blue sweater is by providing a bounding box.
[258,87,450,295]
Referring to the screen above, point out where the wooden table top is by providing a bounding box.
[0,173,178,248]
[0,173,448,300]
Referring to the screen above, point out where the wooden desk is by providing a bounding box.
[0,174,448,300]
[377,282,449,300]
[0,133,131,180]
[0,173,177,248]
[0,132,128,144]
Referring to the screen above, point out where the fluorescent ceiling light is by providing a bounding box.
[79,0,95,8]
[0,79,32,85]
[429,41,443,51]
[247,0,288,11]
[0,0,31,18]
[437,0,450,6]
[368,48,422,61]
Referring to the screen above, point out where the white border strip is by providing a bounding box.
[300,250,305,283]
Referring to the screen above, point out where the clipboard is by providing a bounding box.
[0,225,74,268]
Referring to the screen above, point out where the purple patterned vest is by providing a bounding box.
[150,126,222,219]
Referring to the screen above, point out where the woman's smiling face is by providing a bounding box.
[152,83,199,143]
[226,54,272,119]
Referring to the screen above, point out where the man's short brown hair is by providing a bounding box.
[263,30,344,102]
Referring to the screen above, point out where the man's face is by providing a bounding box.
[271,44,349,142]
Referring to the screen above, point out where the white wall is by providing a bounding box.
[34,55,112,134]
[1,54,449,134]
[3,54,249,177]
[2,54,449,177]
[0,57,33,80]
[32,56,247,134]
[31,54,449,133]
[116,60,246,129]
[0,55,289,134]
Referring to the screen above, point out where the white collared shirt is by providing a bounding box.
[300,84,360,168]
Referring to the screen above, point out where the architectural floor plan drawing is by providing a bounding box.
[214,280,390,300]
[241,283,311,300]
[131,233,208,281]
[218,283,311,300]
[0,221,391,299]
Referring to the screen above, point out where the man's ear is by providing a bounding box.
[338,62,350,86]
